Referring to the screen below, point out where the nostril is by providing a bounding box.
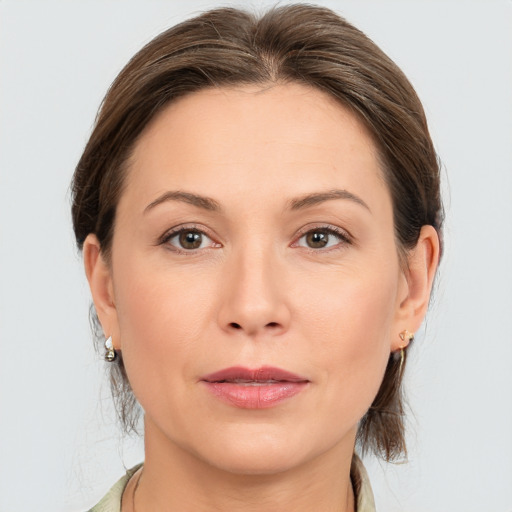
[226,321,282,332]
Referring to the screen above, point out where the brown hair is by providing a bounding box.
[72,4,443,461]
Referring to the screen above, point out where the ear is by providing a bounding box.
[392,225,440,351]
[83,234,120,349]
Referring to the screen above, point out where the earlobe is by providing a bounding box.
[83,234,119,347]
[393,225,440,350]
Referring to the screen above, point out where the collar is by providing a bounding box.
[351,453,377,512]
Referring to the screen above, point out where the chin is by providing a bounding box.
[185,424,334,477]
[201,443,304,476]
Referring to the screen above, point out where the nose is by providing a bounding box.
[217,246,291,338]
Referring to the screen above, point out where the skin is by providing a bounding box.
[84,83,439,512]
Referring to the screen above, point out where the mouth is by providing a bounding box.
[200,366,310,409]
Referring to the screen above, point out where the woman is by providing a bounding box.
[72,5,441,511]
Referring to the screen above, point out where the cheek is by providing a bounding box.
[298,265,398,419]
[111,259,218,405]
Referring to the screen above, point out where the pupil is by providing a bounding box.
[180,231,202,249]
[307,231,328,248]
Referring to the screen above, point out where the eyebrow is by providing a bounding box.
[143,188,370,215]
[144,191,222,214]
[289,189,371,212]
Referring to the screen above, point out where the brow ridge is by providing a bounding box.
[144,188,369,214]
[289,189,370,212]
[144,190,221,213]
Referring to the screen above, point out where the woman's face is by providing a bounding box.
[92,83,417,474]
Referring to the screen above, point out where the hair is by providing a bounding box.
[71,4,443,461]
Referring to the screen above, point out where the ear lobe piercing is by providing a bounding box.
[105,336,117,362]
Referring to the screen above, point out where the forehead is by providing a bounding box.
[123,83,388,211]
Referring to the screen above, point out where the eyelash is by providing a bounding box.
[158,224,352,254]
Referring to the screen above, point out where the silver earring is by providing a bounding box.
[105,336,116,362]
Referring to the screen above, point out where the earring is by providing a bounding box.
[397,330,414,373]
[399,330,415,344]
[104,336,116,362]
[398,346,405,373]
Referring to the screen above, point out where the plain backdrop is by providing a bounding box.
[1,1,511,511]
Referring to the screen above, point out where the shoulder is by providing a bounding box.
[86,464,143,512]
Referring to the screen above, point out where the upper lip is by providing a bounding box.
[201,366,309,383]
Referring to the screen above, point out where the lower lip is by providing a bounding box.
[202,381,308,409]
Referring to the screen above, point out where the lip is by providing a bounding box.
[200,366,309,409]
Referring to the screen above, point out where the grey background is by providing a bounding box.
[1,1,511,510]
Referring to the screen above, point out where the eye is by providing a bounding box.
[295,227,351,250]
[163,227,217,251]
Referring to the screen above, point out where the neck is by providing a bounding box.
[133,418,357,512]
